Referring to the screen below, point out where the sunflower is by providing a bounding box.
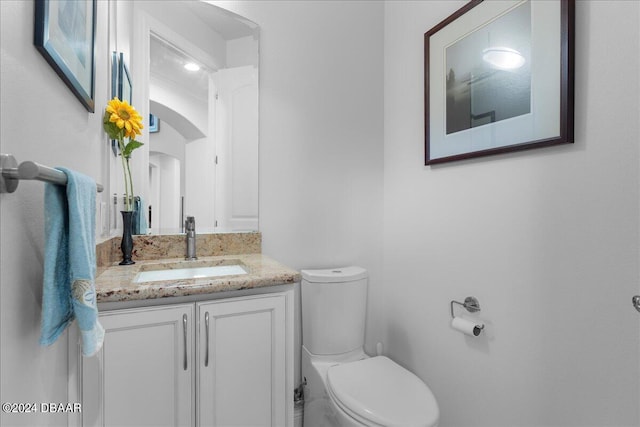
[105,97,144,139]
[103,97,144,212]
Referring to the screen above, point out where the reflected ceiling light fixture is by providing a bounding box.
[184,62,200,72]
[482,47,525,70]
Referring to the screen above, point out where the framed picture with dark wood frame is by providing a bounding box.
[118,52,132,105]
[111,51,118,156]
[34,0,97,113]
[111,52,133,156]
[424,0,574,165]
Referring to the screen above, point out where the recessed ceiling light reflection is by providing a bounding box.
[482,47,525,70]
[184,62,201,72]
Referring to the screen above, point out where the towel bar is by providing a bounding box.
[1,153,103,193]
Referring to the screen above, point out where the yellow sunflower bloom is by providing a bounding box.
[103,97,145,213]
[106,97,144,139]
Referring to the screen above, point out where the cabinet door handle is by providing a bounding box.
[183,314,188,371]
[205,312,210,367]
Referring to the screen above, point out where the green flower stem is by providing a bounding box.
[103,102,144,215]
[118,138,132,212]
[126,157,134,211]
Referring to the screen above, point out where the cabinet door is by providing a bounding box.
[197,294,290,427]
[77,305,194,427]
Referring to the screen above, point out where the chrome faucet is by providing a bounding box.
[185,216,197,260]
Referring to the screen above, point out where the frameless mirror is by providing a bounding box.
[119,1,259,235]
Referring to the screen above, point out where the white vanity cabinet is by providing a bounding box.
[70,304,194,427]
[69,290,293,427]
[197,295,290,426]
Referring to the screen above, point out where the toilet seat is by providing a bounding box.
[326,356,439,427]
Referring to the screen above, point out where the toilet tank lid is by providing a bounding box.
[301,266,368,283]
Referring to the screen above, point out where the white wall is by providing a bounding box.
[217,0,385,383]
[185,137,216,229]
[218,0,384,273]
[227,35,258,68]
[149,151,182,232]
[136,0,226,71]
[149,120,186,168]
[150,81,209,137]
[158,154,181,231]
[382,1,639,426]
[0,1,110,426]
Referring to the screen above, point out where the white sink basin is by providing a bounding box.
[134,264,248,283]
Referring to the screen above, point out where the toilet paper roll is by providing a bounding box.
[451,316,484,337]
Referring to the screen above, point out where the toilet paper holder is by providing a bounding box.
[450,296,482,319]
[450,296,485,335]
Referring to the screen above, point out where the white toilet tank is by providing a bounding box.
[301,266,368,355]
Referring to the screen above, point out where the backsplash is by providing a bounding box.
[97,232,261,266]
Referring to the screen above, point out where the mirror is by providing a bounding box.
[119,1,259,235]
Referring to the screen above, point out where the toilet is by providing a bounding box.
[301,266,439,427]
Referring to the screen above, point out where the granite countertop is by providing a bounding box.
[95,254,301,303]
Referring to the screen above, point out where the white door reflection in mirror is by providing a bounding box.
[214,66,259,232]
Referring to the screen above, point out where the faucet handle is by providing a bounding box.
[185,216,197,260]
[185,216,195,231]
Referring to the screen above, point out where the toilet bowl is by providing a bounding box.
[301,267,439,427]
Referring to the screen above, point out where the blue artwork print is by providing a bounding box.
[58,0,88,66]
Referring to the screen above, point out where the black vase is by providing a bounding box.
[119,211,135,265]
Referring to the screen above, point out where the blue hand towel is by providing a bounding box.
[39,168,104,357]
[133,196,148,235]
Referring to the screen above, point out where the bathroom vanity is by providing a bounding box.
[69,233,299,427]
